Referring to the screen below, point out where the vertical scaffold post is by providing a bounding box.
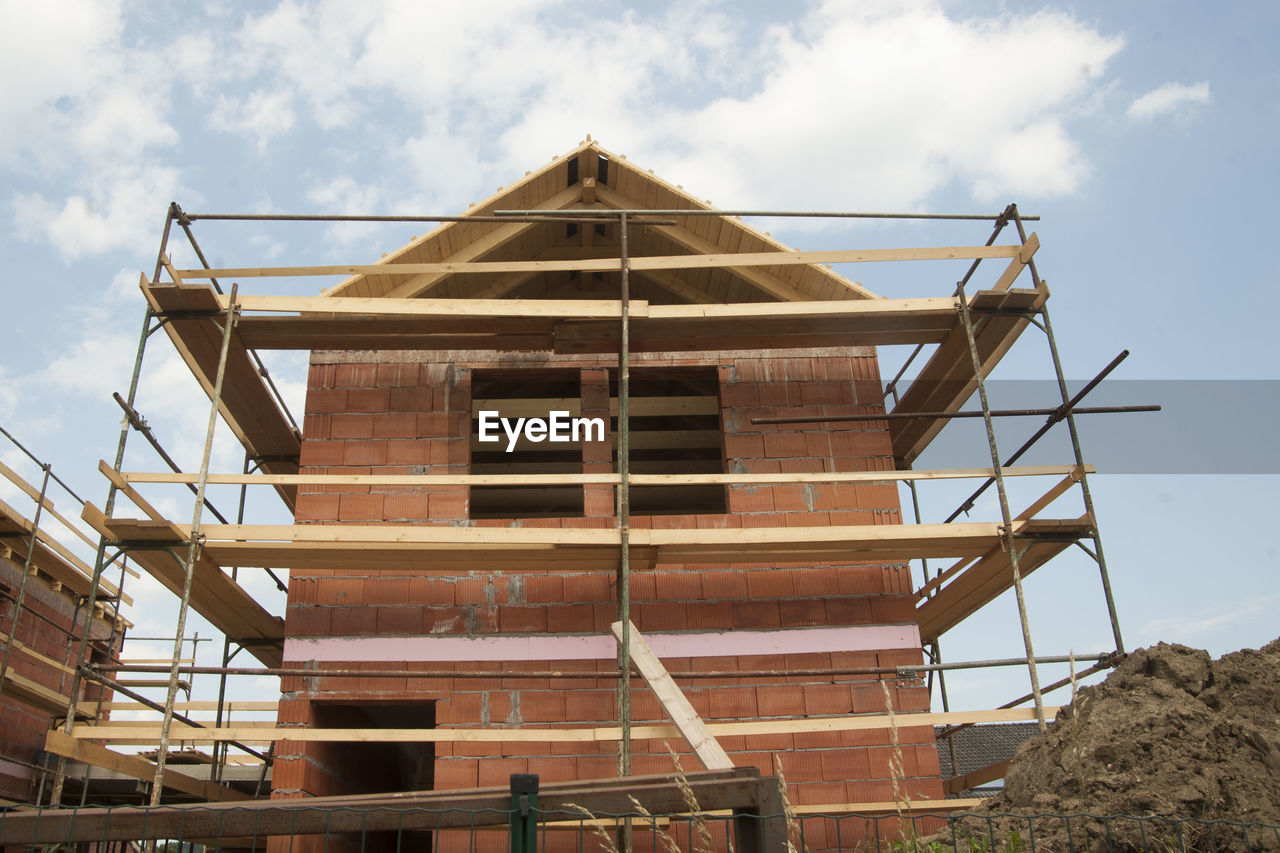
[150,282,240,805]
[1010,207,1125,654]
[50,203,177,805]
[953,278,1047,731]
[211,449,252,784]
[616,211,633,778]
[0,464,52,692]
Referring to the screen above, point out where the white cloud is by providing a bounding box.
[634,4,1123,210]
[210,89,297,151]
[0,0,179,257]
[1126,81,1211,121]
[14,164,181,260]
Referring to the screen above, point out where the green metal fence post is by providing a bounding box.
[509,773,539,853]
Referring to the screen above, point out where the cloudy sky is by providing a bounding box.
[1,0,1276,720]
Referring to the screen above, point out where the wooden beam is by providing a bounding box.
[381,185,587,298]
[176,243,1019,281]
[792,798,984,815]
[0,767,772,844]
[890,284,1048,466]
[470,394,719,418]
[43,730,252,801]
[0,460,98,551]
[916,517,1091,642]
[991,232,1039,292]
[70,707,1059,744]
[98,460,165,522]
[595,184,883,301]
[634,267,722,304]
[8,638,75,676]
[613,620,734,770]
[82,503,285,667]
[99,701,279,713]
[2,670,96,718]
[0,498,129,605]
[226,293,641,318]
[945,759,1011,796]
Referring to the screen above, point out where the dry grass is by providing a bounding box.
[882,680,914,838]
[666,745,715,853]
[563,802,621,853]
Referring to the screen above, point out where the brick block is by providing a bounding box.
[803,684,855,716]
[745,570,795,599]
[523,575,564,604]
[332,363,377,387]
[728,485,773,513]
[708,686,758,720]
[346,388,390,413]
[381,493,429,521]
[723,433,764,459]
[298,440,345,467]
[285,606,331,637]
[779,597,828,627]
[338,493,383,521]
[498,606,546,632]
[388,387,434,412]
[376,606,424,634]
[519,691,566,723]
[330,607,378,636]
[316,577,364,605]
[293,493,340,522]
[734,601,780,629]
[563,573,611,602]
[702,570,748,600]
[384,440,431,465]
[429,491,467,519]
[343,440,387,466]
[825,597,873,625]
[686,601,735,631]
[772,484,813,512]
[654,571,702,601]
[308,362,336,388]
[434,758,479,790]
[762,433,807,459]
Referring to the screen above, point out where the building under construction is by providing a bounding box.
[0,140,1133,852]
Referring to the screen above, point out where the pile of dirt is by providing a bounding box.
[948,638,1280,851]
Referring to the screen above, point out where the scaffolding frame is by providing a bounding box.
[35,189,1142,816]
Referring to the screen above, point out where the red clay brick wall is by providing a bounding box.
[273,348,941,851]
[0,559,117,802]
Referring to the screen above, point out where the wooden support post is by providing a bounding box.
[611,620,734,771]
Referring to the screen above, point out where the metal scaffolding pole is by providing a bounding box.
[1010,206,1126,654]
[954,274,1047,731]
[49,204,175,805]
[616,211,633,780]
[211,450,253,784]
[149,283,240,806]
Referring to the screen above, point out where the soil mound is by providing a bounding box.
[948,638,1280,851]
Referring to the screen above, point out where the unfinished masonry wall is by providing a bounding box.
[272,346,943,851]
[0,558,116,801]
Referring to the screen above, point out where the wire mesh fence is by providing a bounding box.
[2,803,1278,853]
